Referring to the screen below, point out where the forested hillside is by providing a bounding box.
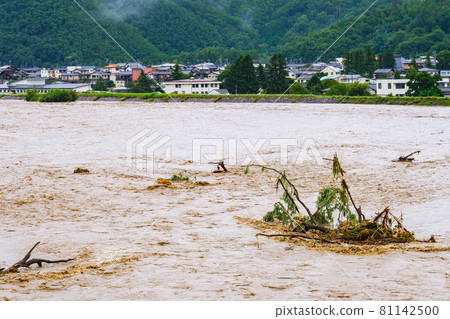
[0,0,448,66]
[282,0,450,61]
[0,0,166,66]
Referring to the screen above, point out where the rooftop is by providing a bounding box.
[419,68,438,72]
[374,68,393,73]
[166,78,221,84]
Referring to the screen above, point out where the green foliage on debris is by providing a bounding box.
[339,220,414,243]
[315,186,355,225]
[170,172,190,182]
[264,202,289,224]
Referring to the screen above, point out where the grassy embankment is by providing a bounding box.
[82,92,450,106]
[5,92,450,106]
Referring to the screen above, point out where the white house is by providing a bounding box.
[164,78,221,94]
[438,70,450,88]
[375,79,409,96]
[320,66,342,77]
[295,74,313,84]
[101,64,120,73]
[338,75,373,84]
[440,70,450,78]
[207,72,220,81]
[67,66,97,74]
[338,74,359,84]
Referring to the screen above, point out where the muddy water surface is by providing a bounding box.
[0,100,449,300]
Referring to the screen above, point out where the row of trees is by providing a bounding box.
[344,49,450,77]
[218,54,290,94]
[220,53,374,96]
[343,46,397,76]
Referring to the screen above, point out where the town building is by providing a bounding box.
[0,77,90,94]
[102,64,120,73]
[164,78,221,95]
[40,68,65,79]
[131,68,155,81]
[338,75,372,84]
[320,65,342,77]
[0,65,20,81]
[418,68,439,76]
[374,68,394,78]
[295,74,313,84]
[375,79,409,96]
[438,70,450,90]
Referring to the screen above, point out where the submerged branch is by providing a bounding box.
[256,233,336,243]
[1,242,74,275]
[398,150,421,162]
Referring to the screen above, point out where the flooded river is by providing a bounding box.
[0,100,449,300]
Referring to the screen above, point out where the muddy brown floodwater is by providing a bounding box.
[0,100,449,300]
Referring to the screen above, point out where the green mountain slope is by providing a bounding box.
[0,0,166,67]
[0,0,448,66]
[282,0,450,61]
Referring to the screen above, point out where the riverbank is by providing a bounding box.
[2,92,449,106]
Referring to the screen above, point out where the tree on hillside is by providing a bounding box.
[171,62,188,80]
[354,50,365,75]
[325,82,370,96]
[128,70,154,93]
[217,65,231,89]
[378,49,396,69]
[406,65,418,79]
[265,54,289,94]
[347,83,371,96]
[321,79,339,90]
[257,63,267,90]
[410,58,418,70]
[365,45,376,76]
[436,50,450,70]
[326,82,348,96]
[92,77,107,91]
[306,73,323,95]
[289,82,309,94]
[406,71,443,97]
[425,52,434,68]
[343,49,352,74]
[343,47,375,76]
[221,55,259,94]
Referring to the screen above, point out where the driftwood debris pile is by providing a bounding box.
[245,155,419,245]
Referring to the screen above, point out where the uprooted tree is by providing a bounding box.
[245,155,416,244]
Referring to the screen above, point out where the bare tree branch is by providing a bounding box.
[1,242,74,275]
